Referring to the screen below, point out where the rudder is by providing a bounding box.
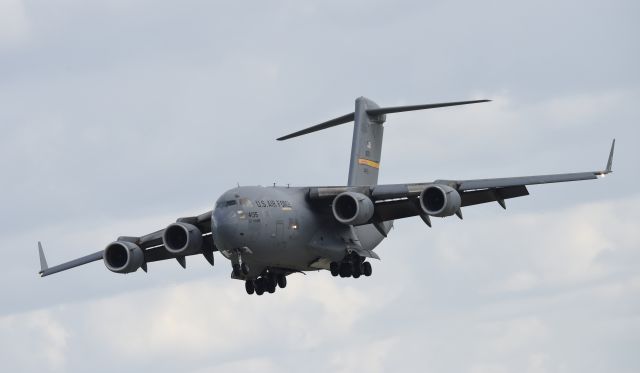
[347,97,386,186]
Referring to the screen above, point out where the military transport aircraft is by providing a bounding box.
[38,97,615,296]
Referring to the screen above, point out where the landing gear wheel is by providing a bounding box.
[340,262,352,278]
[352,262,362,278]
[254,279,265,295]
[245,280,255,295]
[277,274,287,288]
[240,262,250,275]
[330,262,340,277]
[363,261,372,277]
[266,277,277,293]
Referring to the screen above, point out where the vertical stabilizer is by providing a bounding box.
[277,97,490,186]
[348,97,385,186]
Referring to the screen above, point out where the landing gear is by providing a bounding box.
[266,276,277,293]
[245,279,255,295]
[277,274,287,288]
[352,261,362,278]
[240,262,250,275]
[232,263,241,277]
[339,262,351,277]
[232,262,249,277]
[330,253,372,279]
[363,261,372,277]
[330,262,340,277]
[254,278,265,296]
[246,272,288,296]
[231,249,251,278]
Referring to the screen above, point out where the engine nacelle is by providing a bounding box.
[163,222,203,254]
[332,192,375,225]
[419,184,462,217]
[103,241,144,274]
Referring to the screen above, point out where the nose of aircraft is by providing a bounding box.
[213,208,242,252]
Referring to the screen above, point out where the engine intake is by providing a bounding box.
[332,192,375,225]
[103,241,144,273]
[163,222,203,254]
[420,185,461,217]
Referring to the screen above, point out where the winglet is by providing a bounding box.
[38,241,48,276]
[605,138,615,174]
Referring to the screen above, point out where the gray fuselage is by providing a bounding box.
[212,186,386,277]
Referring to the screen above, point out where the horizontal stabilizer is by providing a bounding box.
[365,99,490,116]
[277,98,490,141]
[277,112,355,141]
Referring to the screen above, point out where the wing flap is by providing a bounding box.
[373,198,422,222]
[460,185,529,207]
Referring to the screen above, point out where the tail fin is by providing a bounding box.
[277,97,490,186]
[348,97,385,186]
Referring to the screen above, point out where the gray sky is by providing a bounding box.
[1,0,639,372]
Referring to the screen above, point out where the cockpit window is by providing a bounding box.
[216,200,238,208]
[239,198,253,207]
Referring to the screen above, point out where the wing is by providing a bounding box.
[38,210,215,277]
[308,139,615,224]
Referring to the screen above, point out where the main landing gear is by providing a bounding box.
[330,253,372,279]
[245,273,287,296]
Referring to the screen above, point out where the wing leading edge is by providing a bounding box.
[308,139,615,222]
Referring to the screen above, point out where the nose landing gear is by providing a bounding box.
[232,262,249,277]
[229,247,253,278]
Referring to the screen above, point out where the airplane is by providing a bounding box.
[37,97,616,296]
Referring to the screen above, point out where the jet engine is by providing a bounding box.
[419,184,461,217]
[332,192,375,225]
[103,241,144,273]
[163,222,203,254]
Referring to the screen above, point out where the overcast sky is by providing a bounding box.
[1,0,639,372]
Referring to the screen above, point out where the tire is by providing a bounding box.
[330,262,340,277]
[245,280,255,295]
[340,262,352,278]
[363,261,372,277]
[267,277,276,293]
[240,262,250,275]
[254,279,265,296]
[277,274,287,288]
[352,262,362,278]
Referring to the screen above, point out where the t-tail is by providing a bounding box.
[277,97,491,186]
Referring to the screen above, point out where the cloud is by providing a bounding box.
[83,275,380,363]
[0,0,29,47]
[0,310,68,371]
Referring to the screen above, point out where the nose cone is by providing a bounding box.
[213,208,238,252]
